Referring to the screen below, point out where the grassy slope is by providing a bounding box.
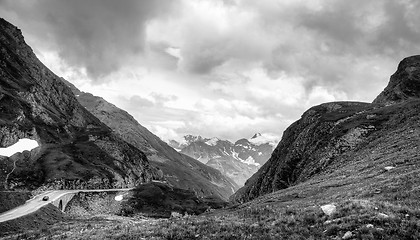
[0,204,64,238]
[0,191,31,213]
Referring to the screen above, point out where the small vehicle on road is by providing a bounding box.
[42,196,49,201]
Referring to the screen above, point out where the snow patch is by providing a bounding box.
[243,156,260,166]
[0,139,39,157]
[231,151,240,161]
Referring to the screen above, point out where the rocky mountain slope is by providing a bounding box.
[0,18,161,190]
[62,81,238,200]
[232,55,420,203]
[169,134,276,186]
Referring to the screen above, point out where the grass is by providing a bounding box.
[2,197,419,240]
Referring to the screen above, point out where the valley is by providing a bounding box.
[0,9,420,240]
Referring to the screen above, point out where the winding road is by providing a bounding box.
[0,188,133,223]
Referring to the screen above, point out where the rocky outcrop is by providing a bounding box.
[232,56,420,203]
[0,18,160,190]
[62,80,238,200]
[373,55,420,104]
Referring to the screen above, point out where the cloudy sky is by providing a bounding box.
[1,0,419,142]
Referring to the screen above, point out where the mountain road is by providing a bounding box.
[0,188,133,223]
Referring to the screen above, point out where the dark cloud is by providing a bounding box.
[0,0,177,80]
[373,1,420,55]
[296,0,420,57]
[248,0,420,100]
[299,0,366,47]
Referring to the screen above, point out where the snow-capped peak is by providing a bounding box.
[205,137,219,146]
[248,133,280,147]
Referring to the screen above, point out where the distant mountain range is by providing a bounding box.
[168,133,279,186]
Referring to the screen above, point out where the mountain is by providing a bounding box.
[0,18,161,191]
[231,55,420,203]
[62,81,238,200]
[169,134,277,186]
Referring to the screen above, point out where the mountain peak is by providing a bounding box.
[251,133,262,139]
[205,137,219,146]
[184,135,204,143]
[373,55,420,104]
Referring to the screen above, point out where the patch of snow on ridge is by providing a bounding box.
[232,151,240,161]
[205,137,219,146]
[0,138,39,157]
[244,156,260,166]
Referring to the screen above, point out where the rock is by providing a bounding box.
[366,224,374,228]
[321,204,337,217]
[342,231,353,239]
[384,166,395,171]
[250,223,259,228]
[114,195,123,201]
[374,55,420,105]
[378,213,389,218]
[171,212,182,218]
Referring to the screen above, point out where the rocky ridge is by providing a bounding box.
[0,18,160,191]
[232,55,420,203]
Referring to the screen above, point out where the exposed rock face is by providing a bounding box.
[169,134,275,186]
[232,56,420,203]
[0,18,160,190]
[373,55,420,104]
[62,80,238,200]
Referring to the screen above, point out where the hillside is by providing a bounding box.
[169,134,275,186]
[62,81,238,200]
[232,55,420,203]
[0,18,161,191]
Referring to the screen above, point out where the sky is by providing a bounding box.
[1,0,420,142]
